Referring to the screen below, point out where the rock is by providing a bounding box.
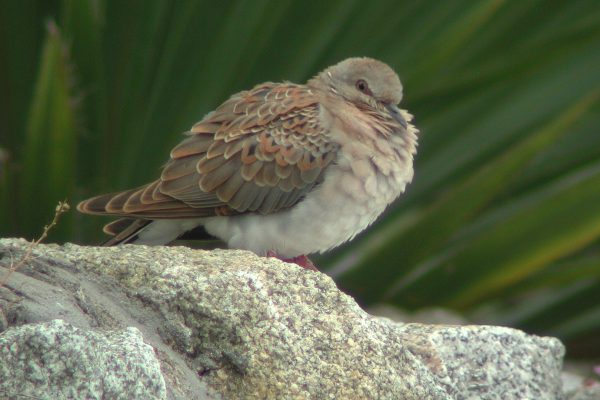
[562,363,600,400]
[567,386,600,400]
[0,319,165,399]
[0,238,574,399]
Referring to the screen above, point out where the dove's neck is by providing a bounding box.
[307,71,341,97]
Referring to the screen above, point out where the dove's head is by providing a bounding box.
[312,57,407,127]
[315,57,403,105]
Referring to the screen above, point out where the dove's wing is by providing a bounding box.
[77,83,339,219]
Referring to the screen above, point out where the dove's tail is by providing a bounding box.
[101,218,153,245]
[77,187,216,246]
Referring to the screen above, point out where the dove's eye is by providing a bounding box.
[355,79,371,95]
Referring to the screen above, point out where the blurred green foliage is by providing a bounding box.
[1,0,599,357]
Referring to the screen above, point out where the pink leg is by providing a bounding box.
[266,251,319,272]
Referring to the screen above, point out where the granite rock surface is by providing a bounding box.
[0,238,585,399]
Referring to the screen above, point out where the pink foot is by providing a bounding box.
[266,251,319,272]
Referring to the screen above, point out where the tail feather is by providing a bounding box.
[77,187,145,215]
[102,219,152,246]
[77,193,115,214]
[103,218,136,236]
[79,188,216,246]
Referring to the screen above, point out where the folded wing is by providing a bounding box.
[78,83,339,223]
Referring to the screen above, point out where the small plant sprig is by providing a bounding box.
[0,200,70,287]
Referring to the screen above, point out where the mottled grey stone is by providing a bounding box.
[567,386,600,400]
[0,319,165,400]
[0,238,575,399]
[562,369,600,400]
[396,323,565,399]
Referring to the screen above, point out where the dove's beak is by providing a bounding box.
[385,103,407,129]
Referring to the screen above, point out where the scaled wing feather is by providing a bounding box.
[77,83,339,220]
